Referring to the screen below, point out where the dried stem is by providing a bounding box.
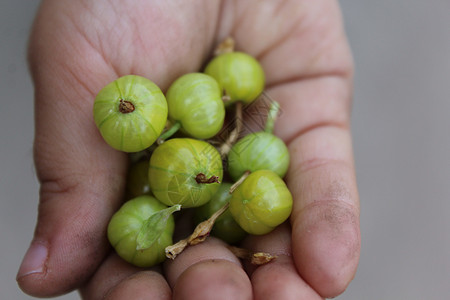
[227,245,277,265]
[195,173,220,184]
[165,203,230,259]
[222,92,232,103]
[219,101,243,158]
[214,37,235,56]
[119,99,135,114]
[229,170,251,194]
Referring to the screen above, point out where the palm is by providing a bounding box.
[19,0,359,299]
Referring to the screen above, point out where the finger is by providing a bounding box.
[266,53,360,298]
[16,4,127,297]
[216,1,360,297]
[80,253,171,300]
[287,126,360,298]
[264,37,360,298]
[164,237,252,300]
[265,45,360,299]
[104,272,170,300]
[243,224,324,300]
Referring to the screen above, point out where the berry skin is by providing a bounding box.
[204,52,265,105]
[93,75,168,152]
[107,195,176,267]
[125,160,152,198]
[166,73,225,139]
[148,138,223,208]
[229,170,292,235]
[228,131,289,181]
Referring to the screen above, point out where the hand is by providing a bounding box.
[17,0,360,299]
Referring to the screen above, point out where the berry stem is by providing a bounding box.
[219,101,243,158]
[119,99,135,113]
[195,173,220,184]
[165,202,229,259]
[226,245,277,265]
[157,121,181,144]
[214,36,235,56]
[264,97,280,134]
[229,170,251,194]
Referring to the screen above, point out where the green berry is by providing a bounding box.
[166,73,225,139]
[107,195,177,267]
[93,75,168,152]
[204,52,265,105]
[229,170,292,235]
[228,131,289,181]
[148,138,223,208]
[126,160,151,198]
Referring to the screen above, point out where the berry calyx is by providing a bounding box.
[118,99,135,113]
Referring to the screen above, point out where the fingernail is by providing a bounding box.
[16,241,48,280]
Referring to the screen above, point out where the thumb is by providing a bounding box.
[16,11,127,298]
[17,0,222,296]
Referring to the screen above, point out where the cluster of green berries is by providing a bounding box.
[93,47,292,267]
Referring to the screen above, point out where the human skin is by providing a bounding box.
[17,1,360,299]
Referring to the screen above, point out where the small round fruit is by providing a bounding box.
[166,73,225,139]
[229,170,292,235]
[194,183,247,244]
[93,75,168,152]
[204,52,265,105]
[149,138,223,208]
[227,131,289,181]
[107,195,176,267]
[126,160,151,198]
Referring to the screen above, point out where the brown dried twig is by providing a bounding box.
[227,245,277,265]
[165,203,230,259]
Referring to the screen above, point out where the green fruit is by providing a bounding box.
[126,160,151,198]
[166,73,225,139]
[194,183,247,244]
[148,138,223,208]
[229,170,292,235]
[107,195,177,267]
[93,75,168,152]
[204,52,265,105]
[228,131,289,181]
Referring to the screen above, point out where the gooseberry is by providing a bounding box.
[229,170,292,235]
[107,195,179,267]
[125,160,151,198]
[164,73,225,140]
[227,131,289,181]
[204,52,265,105]
[93,75,168,152]
[148,138,223,208]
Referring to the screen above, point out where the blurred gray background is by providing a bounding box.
[1,1,449,299]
